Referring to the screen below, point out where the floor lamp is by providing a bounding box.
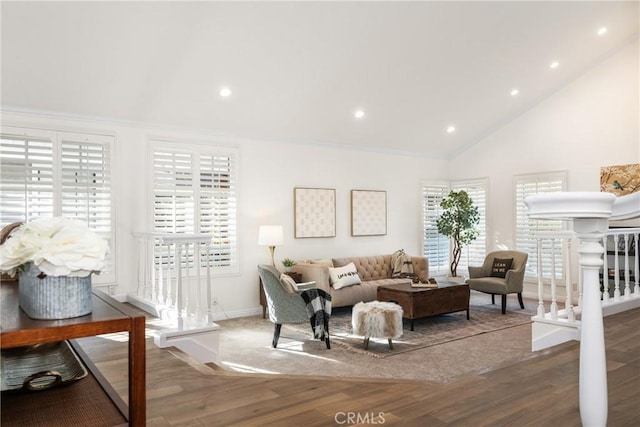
[258,225,284,267]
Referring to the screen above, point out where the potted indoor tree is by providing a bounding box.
[436,190,479,279]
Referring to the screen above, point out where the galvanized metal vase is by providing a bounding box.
[18,263,92,320]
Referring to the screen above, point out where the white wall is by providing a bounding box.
[448,40,640,251]
[1,110,447,316]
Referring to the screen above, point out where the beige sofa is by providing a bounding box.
[292,254,429,308]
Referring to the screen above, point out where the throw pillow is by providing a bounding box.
[279,273,298,293]
[328,262,361,290]
[490,258,513,278]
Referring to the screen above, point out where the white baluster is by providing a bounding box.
[165,241,173,307]
[565,237,575,322]
[578,264,583,310]
[550,239,558,320]
[613,234,621,300]
[602,236,609,304]
[158,240,165,305]
[147,238,154,302]
[634,233,639,296]
[536,237,545,318]
[176,242,184,329]
[623,234,631,299]
[195,242,203,321]
[206,243,213,324]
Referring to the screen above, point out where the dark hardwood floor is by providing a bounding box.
[78,308,639,426]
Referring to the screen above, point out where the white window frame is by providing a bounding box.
[149,138,239,275]
[0,126,116,284]
[451,178,488,274]
[421,181,450,276]
[514,171,568,280]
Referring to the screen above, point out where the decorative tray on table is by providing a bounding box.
[1,340,88,392]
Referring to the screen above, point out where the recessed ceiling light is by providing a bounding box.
[446,126,456,134]
[550,61,560,69]
[598,27,608,36]
[354,110,365,119]
[220,87,232,97]
[510,89,519,97]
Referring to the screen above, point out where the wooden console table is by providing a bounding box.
[1,283,146,426]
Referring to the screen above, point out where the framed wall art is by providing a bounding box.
[294,187,336,238]
[600,163,640,196]
[351,190,387,236]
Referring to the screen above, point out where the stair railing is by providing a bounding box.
[134,232,215,329]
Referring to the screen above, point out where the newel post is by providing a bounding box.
[525,192,617,427]
[574,218,608,426]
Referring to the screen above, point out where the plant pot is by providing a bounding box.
[18,263,92,320]
[284,266,292,273]
[446,275,467,284]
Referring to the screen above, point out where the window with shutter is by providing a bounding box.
[421,182,450,275]
[0,127,114,283]
[452,179,487,271]
[515,171,567,279]
[151,141,238,274]
[0,130,56,224]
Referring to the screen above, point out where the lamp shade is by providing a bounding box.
[258,225,284,246]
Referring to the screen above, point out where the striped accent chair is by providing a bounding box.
[257,264,330,348]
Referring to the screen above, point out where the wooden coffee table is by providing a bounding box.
[377,282,470,331]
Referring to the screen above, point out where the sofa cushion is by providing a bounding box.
[328,262,362,289]
[333,255,393,281]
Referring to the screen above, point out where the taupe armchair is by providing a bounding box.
[466,250,528,314]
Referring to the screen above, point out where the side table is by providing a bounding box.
[259,271,302,319]
[1,283,146,426]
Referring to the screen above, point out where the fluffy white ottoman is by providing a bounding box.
[352,301,403,349]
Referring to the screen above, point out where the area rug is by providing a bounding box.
[285,304,532,358]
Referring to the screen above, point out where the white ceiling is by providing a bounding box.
[1,1,638,158]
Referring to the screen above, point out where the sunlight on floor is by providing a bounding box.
[97,327,158,342]
[222,361,279,374]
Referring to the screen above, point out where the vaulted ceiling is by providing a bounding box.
[1,1,638,158]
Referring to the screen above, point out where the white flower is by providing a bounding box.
[0,217,110,277]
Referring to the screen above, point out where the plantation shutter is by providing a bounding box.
[452,179,487,271]
[199,152,237,268]
[151,141,239,273]
[422,182,450,275]
[0,127,115,283]
[0,129,56,224]
[59,133,112,240]
[153,149,195,234]
[515,172,567,279]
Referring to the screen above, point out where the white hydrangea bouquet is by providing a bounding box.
[0,217,110,278]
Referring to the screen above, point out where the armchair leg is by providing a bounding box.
[517,292,525,309]
[501,295,507,314]
[272,324,282,348]
[491,294,495,305]
[325,323,331,349]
